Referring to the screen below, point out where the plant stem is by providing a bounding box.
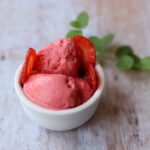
[97,53,115,61]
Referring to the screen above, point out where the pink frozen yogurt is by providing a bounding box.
[35,38,79,77]
[23,74,91,110]
[23,38,93,110]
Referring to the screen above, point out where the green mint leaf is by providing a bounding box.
[89,36,99,41]
[135,56,150,70]
[116,45,141,68]
[70,11,89,29]
[66,30,82,38]
[89,36,101,52]
[89,34,114,53]
[97,34,114,51]
[101,34,114,44]
[78,11,89,28]
[70,21,81,28]
[131,54,141,64]
[116,46,133,58]
[117,55,134,70]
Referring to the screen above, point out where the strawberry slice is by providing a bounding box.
[86,64,97,94]
[20,48,36,85]
[73,35,96,67]
[73,36,97,93]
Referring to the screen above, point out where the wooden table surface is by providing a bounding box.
[0,0,150,149]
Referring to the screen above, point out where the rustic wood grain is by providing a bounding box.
[0,0,150,149]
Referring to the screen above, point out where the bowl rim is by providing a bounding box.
[14,63,105,116]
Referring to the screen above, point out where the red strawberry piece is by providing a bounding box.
[20,48,36,85]
[73,35,96,68]
[86,64,97,94]
[73,36,97,92]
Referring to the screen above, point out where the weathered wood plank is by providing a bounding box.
[0,0,150,150]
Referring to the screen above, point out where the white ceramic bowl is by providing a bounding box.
[14,63,105,131]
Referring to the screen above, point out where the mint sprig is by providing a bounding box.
[66,11,88,38]
[70,11,89,29]
[66,30,82,38]
[66,11,150,71]
[135,56,150,70]
[66,12,114,53]
[89,34,114,53]
[117,55,134,70]
[115,46,150,71]
[116,46,133,58]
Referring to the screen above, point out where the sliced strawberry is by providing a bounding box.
[86,64,97,94]
[73,36,97,93]
[73,35,96,67]
[20,48,36,85]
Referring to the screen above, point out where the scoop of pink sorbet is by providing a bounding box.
[35,38,79,77]
[23,74,91,110]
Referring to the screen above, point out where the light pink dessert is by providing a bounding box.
[23,74,91,110]
[35,38,79,77]
[21,36,97,110]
